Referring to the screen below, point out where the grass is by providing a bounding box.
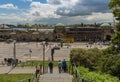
[0,74,33,82]
[17,60,70,67]
[0,60,71,82]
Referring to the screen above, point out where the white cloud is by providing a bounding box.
[86,13,113,22]
[26,0,81,19]
[0,0,113,24]
[26,2,60,20]
[0,13,26,24]
[0,4,18,9]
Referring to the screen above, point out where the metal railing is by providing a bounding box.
[18,65,42,82]
[18,73,37,82]
[70,64,93,82]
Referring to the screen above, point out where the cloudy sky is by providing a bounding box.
[0,0,113,25]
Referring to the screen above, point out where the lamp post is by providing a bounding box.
[13,40,16,66]
[42,41,45,74]
[29,49,32,59]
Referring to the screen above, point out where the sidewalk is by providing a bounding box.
[0,66,35,74]
[0,66,66,74]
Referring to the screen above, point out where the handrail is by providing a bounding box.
[72,64,82,82]
[71,63,93,82]
[18,64,42,82]
[18,72,37,82]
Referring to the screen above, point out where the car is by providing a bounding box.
[0,38,5,41]
[5,39,13,43]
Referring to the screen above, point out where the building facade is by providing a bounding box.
[0,23,114,42]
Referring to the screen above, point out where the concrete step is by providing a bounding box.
[39,73,73,82]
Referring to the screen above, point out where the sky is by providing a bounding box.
[0,0,113,25]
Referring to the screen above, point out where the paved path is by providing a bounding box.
[0,66,64,74]
[0,66,35,74]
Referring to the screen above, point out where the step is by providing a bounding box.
[40,73,73,82]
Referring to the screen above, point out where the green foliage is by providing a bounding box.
[103,46,119,55]
[77,66,120,82]
[101,55,120,78]
[70,48,103,69]
[109,0,120,21]
[109,0,120,51]
[70,48,120,79]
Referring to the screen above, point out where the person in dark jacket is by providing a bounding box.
[48,61,53,73]
[62,59,67,73]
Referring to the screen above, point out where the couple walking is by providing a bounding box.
[48,59,67,74]
[58,59,67,73]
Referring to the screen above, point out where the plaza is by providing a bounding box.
[0,42,109,63]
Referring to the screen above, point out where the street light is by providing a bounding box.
[13,40,16,66]
[42,41,46,74]
[29,49,32,59]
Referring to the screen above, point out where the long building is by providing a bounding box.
[0,23,114,42]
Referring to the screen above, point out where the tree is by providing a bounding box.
[109,0,120,51]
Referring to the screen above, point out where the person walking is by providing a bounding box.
[48,61,53,73]
[35,66,40,78]
[62,59,67,73]
[58,60,62,73]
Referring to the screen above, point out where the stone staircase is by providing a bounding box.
[39,66,73,82]
[39,73,73,82]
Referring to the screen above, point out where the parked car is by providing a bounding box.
[6,39,13,43]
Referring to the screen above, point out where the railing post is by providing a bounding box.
[28,78,31,82]
[75,70,77,78]
[72,63,74,74]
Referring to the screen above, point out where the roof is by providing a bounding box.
[0,24,11,29]
[100,23,111,27]
[55,23,65,27]
[38,29,54,34]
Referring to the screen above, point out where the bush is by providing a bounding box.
[70,48,103,70]
[70,48,120,79]
[77,66,120,82]
[101,55,120,79]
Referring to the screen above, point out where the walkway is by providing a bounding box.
[39,67,73,82]
[0,66,35,74]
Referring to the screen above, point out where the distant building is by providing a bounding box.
[0,23,114,42]
[54,23,114,42]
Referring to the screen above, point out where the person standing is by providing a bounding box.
[48,61,53,73]
[58,60,62,73]
[62,59,67,73]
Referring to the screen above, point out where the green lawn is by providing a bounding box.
[17,60,70,67]
[0,74,34,82]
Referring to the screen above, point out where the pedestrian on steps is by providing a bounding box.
[58,60,62,73]
[35,66,40,78]
[48,61,53,73]
[62,59,67,73]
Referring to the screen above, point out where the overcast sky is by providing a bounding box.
[0,0,113,25]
